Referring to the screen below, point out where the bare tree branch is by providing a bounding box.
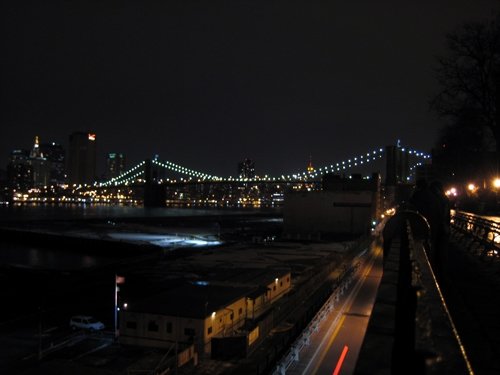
[432,16,500,149]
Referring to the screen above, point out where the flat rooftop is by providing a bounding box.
[127,283,253,319]
[204,267,291,286]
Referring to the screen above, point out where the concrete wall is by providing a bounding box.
[355,212,471,374]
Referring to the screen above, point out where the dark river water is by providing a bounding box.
[0,203,276,221]
[0,204,281,270]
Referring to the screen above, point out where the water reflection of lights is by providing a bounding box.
[107,233,221,248]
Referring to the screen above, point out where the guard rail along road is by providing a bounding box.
[354,208,474,375]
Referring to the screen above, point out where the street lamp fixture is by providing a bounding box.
[446,187,457,197]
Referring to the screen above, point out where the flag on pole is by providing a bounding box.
[116,275,125,284]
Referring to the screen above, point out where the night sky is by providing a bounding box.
[2,1,499,177]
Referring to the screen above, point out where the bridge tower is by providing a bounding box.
[143,159,166,207]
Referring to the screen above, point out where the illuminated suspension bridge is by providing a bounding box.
[98,145,431,188]
[12,144,431,206]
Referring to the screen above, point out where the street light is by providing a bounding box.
[493,178,500,209]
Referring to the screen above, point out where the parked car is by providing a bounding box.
[69,315,105,331]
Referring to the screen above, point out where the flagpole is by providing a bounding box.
[114,274,118,340]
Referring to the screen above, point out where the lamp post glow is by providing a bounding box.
[493,178,500,189]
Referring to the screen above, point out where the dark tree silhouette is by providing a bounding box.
[432,15,500,150]
[433,109,488,183]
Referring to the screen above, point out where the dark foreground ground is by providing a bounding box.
[0,212,365,375]
[2,213,500,375]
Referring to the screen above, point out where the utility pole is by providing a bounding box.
[114,275,118,340]
[38,306,42,360]
[115,274,125,340]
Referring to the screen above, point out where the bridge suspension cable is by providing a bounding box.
[151,159,219,180]
[99,161,146,187]
[285,145,431,181]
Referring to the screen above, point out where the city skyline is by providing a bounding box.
[2,1,500,176]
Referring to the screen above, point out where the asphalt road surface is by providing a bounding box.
[288,243,383,375]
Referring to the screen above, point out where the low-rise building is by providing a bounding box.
[284,173,381,237]
[207,267,291,317]
[120,284,251,355]
[120,268,293,357]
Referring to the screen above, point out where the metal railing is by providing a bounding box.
[271,255,363,375]
[451,211,500,260]
[355,210,474,375]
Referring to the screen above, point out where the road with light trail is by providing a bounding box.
[287,243,383,375]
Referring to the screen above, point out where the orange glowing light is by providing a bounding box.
[88,133,96,141]
[332,345,349,375]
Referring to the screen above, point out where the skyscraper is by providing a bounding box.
[238,159,255,179]
[385,144,409,185]
[68,131,96,185]
[106,152,126,179]
[29,136,50,187]
[7,149,32,190]
[40,142,66,185]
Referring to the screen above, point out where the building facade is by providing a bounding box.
[284,174,381,237]
[120,272,292,357]
[106,152,126,179]
[7,149,32,190]
[68,131,96,185]
[120,284,250,355]
[40,142,66,185]
[385,144,409,186]
[28,136,50,187]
